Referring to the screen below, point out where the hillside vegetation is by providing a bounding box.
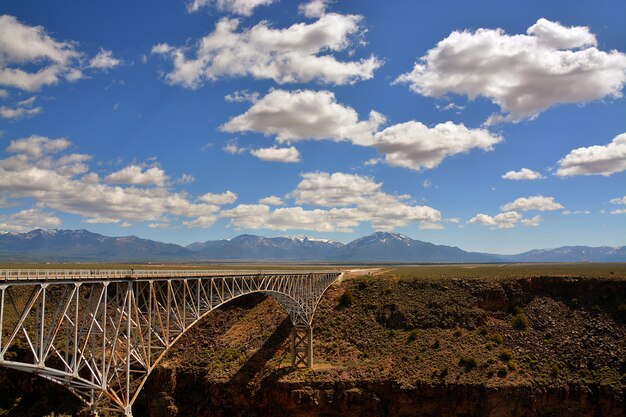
[1,264,625,416]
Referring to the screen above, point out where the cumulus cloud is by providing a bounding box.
[152,14,381,88]
[224,89,259,103]
[610,196,626,205]
[0,95,41,119]
[223,171,442,232]
[222,89,384,144]
[372,121,501,170]
[468,211,522,229]
[501,195,564,212]
[258,195,283,205]
[105,165,169,187]
[0,15,120,92]
[0,208,61,232]
[521,215,542,227]
[187,0,274,15]
[610,196,626,215]
[395,18,626,123]
[0,137,221,227]
[250,146,300,162]
[502,168,545,180]
[223,139,247,154]
[221,172,442,232]
[7,135,70,158]
[198,190,237,205]
[223,89,500,171]
[556,133,626,177]
[88,49,122,70]
[299,0,330,18]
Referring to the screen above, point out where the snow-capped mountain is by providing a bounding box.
[330,232,499,262]
[1,229,624,263]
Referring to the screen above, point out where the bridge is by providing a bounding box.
[0,269,342,416]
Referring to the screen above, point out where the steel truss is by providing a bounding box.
[0,269,341,416]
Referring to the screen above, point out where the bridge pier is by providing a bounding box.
[291,323,313,368]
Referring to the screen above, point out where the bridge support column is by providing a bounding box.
[291,323,313,368]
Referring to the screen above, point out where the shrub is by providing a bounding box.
[489,333,504,344]
[497,366,508,377]
[432,339,441,349]
[338,289,354,307]
[453,326,463,337]
[512,313,529,330]
[439,366,449,377]
[499,348,513,362]
[407,329,419,342]
[459,356,477,372]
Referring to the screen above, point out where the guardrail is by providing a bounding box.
[0,269,341,281]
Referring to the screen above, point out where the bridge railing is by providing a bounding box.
[0,269,340,281]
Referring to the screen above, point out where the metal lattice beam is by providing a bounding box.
[0,269,342,416]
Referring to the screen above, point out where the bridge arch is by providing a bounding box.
[0,269,341,416]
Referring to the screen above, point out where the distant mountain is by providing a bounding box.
[186,234,343,260]
[0,229,192,261]
[1,229,625,263]
[501,246,626,263]
[329,232,499,263]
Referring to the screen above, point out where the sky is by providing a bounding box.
[0,0,625,254]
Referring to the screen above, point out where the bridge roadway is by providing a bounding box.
[0,268,342,416]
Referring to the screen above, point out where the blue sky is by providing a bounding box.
[0,0,625,253]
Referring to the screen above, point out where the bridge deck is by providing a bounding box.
[0,268,341,282]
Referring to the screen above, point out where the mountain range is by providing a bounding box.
[0,229,625,263]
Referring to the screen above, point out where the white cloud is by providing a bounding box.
[562,210,591,215]
[175,173,195,184]
[0,103,41,119]
[501,195,564,212]
[610,196,626,214]
[222,89,384,144]
[372,121,501,171]
[223,89,500,171]
[152,14,381,88]
[422,179,432,189]
[468,211,522,229]
[88,49,121,70]
[0,95,41,119]
[223,139,247,154]
[610,196,626,205]
[224,89,259,103]
[555,133,626,177]
[250,146,300,162]
[395,18,626,123]
[198,190,237,205]
[502,168,544,180]
[0,15,82,91]
[7,135,70,158]
[105,165,169,187]
[521,215,542,227]
[289,172,381,207]
[0,208,61,232]
[419,222,443,230]
[187,0,274,15]
[221,172,440,232]
[258,195,283,205]
[0,138,220,226]
[299,0,330,18]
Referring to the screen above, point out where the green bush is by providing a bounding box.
[489,332,504,344]
[499,348,513,362]
[338,289,354,307]
[512,313,529,330]
[497,366,508,377]
[459,356,477,372]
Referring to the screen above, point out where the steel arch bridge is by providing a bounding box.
[0,269,342,416]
